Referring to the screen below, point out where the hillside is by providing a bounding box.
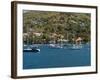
[23,10,91,44]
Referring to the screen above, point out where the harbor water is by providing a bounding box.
[23,44,91,69]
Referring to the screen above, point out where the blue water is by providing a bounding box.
[23,44,91,69]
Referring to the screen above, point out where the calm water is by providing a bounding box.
[23,44,91,69]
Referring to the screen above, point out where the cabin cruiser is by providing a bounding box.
[23,45,40,52]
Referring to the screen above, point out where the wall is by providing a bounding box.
[0,0,99,80]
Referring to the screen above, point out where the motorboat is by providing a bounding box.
[23,46,40,52]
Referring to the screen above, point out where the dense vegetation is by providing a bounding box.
[23,10,91,44]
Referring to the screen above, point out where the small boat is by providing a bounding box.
[69,44,83,50]
[49,44,63,49]
[69,37,83,50]
[23,46,40,52]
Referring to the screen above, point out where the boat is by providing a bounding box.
[70,44,83,50]
[69,37,83,50]
[49,44,63,49]
[23,46,40,52]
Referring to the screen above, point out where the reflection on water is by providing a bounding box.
[23,44,91,69]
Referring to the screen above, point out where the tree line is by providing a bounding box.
[23,10,91,44]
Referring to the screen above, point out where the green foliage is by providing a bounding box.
[23,10,91,44]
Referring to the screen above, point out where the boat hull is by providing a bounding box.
[23,49,40,52]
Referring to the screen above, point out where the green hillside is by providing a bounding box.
[23,10,91,44]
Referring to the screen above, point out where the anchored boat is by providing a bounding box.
[49,44,63,49]
[23,45,40,52]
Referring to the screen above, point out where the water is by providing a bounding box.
[23,44,91,69]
